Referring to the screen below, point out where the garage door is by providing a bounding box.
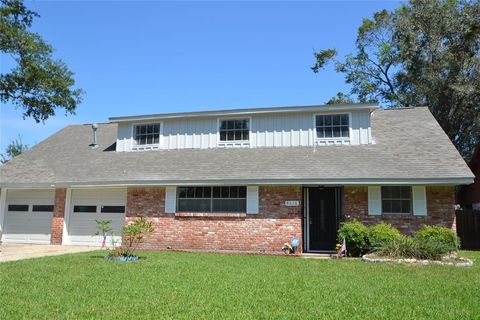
[67,188,126,246]
[2,189,55,244]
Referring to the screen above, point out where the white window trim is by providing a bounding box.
[380,185,413,215]
[216,117,252,147]
[312,112,352,143]
[130,121,163,151]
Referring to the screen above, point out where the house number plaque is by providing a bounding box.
[285,200,300,207]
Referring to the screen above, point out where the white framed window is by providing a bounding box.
[177,186,247,213]
[133,123,161,146]
[381,186,412,214]
[219,119,250,142]
[315,114,350,139]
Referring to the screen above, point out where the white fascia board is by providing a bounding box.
[1,177,474,189]
[109,103,379,123]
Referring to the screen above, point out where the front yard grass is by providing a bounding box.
[1,250,479,319]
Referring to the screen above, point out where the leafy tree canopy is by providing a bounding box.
[0,0,83,122]
[1,136,28,164]
[313,0,480,160]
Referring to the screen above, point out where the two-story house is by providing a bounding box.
[0,103,474,253]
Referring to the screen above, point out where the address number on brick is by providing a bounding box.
[285,200,300,207]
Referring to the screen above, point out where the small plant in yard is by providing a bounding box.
[106,217,154,260]
[95,220,113,248]
[368,223,401,249]
[337,220,369,257]
[414,225,460,252]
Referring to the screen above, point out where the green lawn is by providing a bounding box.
[1,251,479,319]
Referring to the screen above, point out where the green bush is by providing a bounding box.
[368,223,401,248]
[373,236,454,261]
[414,225,460,252]
[337,220,370,257]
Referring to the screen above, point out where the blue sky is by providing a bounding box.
[0,0,400,150]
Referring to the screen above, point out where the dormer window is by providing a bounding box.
[219,119,249,142]
[315,114,349,139]
[134,123,160,145]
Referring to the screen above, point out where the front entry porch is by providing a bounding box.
[303,187,342,253]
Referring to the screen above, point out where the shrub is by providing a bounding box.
[368,223,401,248]
[337,220,370,257]
[107,217,154,258]
[373,236,454,261]
[415,225,460,252]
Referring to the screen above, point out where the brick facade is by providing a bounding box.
[50,188,66,245]
[344,186,456,234]
[125,186,303,253]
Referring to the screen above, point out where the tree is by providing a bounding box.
[325,92,356,105]
[312,0,480,160]
[1,136,28,163]
[0,0,83,122]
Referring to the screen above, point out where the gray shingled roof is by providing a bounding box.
[0,107,474,187]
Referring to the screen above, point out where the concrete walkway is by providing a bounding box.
[0,243,97,263]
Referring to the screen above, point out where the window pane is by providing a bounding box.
[227,131,234,141]
[391,200,402,213]
[243,130,249,141]
[325,128,333,138]
[147,125,153,134]
[227,120,234,129]
[325,115,332,126]
[238,187,246,198]
[194,187,203,198]
[212,187,221,198]
[341,126,349,138]
[178,187,187,198]
[32,205,54,212]
[382,200,391,213]
[332,126,341,137]
[391,187,402,198]
[316,128,325,138]
[230,186,238,198]
[8,204,29,211]
[316,115,324,127]
[153,136,159,144]
[234,120,243,129]
[221,187,230,198]
[178,199,211,212]
[381,187,392,198]
[220,131,226,141]
[101,206,125,213]
[243,119,249,130]
[212,199,246,212]
[220,121,227,130]
[74,205,96,213]
[186,187,195,198]
[401,200,411,213]
[332,115,341,125]
[203,187,211,198]
[341,114,349,125]
[234,130,242,141]
[401,187,411,198]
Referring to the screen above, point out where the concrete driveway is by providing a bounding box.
[0,243,97,263]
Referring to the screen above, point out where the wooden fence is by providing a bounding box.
[456,210,480,250]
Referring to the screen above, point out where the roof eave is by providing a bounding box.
[108,103,379,123]
[1,177,474,189]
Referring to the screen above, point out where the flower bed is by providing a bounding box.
[362,254,474,267]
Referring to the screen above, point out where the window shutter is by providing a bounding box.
[246,186,259,214]
[368,186,382,215]
[165,186,177,213]
[412,186,427,216]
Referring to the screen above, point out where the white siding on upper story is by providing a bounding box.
[116,110,373,151]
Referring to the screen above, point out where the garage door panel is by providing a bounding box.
[2,190,54,244]
[67,188,126,246]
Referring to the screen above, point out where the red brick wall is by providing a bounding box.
[344,186,456,234]
[125,186,303,253]
[50,188,66,245]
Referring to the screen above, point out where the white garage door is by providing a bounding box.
[67,188,126,246]
[2,189,55,244]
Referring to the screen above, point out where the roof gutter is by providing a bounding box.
[0,177,474,189]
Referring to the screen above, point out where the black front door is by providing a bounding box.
[307,187,339,251]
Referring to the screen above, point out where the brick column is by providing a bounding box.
[50,188,67,245]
